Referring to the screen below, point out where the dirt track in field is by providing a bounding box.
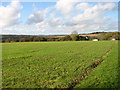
[68,43,115,89]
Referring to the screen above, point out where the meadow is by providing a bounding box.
[2,41,118,88]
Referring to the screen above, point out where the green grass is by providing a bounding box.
[2,41,118,88]
[74,41,118,88]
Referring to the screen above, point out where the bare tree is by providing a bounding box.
[71,30,78,35]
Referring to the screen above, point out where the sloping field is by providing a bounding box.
[2,41,118,88]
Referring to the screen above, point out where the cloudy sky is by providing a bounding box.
[0,0,118,35]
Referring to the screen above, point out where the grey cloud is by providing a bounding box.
[27,11,44,24]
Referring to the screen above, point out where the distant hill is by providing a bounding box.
[1,31,119,42]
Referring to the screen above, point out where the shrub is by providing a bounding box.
[71,34,79,41]
[61,35,72,41]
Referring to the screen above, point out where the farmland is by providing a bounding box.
[2,41,118,88]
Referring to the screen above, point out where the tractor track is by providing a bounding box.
[68,43,115,89]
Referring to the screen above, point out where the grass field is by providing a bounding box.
[2,41,118,88]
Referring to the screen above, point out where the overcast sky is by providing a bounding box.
[0,0,118,35]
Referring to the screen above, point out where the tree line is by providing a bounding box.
[1,32,120,43]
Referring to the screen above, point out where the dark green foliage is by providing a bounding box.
[79,36,90,41]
